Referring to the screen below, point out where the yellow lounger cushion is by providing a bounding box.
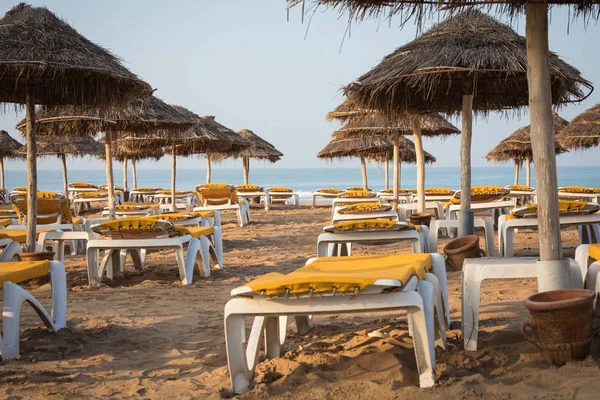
[560,186,600,194]
[269,187,293,192]
[69,182,98,189]
[0,261,51,285]
[508,201,596,219]
[0,218,12,227]
[338,191,376,198]
[12,187,27,192]
[409,188,455,196]
[333,219,398,231]
[197,183,230,190]
[588,245,600,261]
[236,184,264,192]
[98,218,158,231]
[143,211,205,221]
[338,202,392,214]
[12,198,77,225]
[0,229,51,243]
[506,185,534,191]
[380,188,411,194]
[172,225,214,239]
[317,188,343,194]
[159,190,194,195]
[132,188,158,192]
[115,204,160,211]
[347,186,372,191]
[245,254,432,296]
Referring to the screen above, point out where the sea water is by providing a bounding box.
[3,166,599,201]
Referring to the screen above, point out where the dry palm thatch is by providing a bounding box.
[318,134,435,163]
[485,112,569,162]
[338,9,591,116]
[332,109,460,138]
[211,129,283,162]
[0,3,151,107]
[0,130,23,192]
[286,1,600,26]
[0,130,22,158]
[171,116,251,157]
[16,96,196,139]
[556,103,600,150]
[0,3,152,249]
[107,141,165,162]
[19,134,104,157]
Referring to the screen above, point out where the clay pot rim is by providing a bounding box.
[443,235,479,255]
[410,212,431,218]
[524,289,595,311]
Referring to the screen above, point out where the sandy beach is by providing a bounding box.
[0,203,597,399]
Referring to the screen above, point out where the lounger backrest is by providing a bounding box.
[196,184,238,206]
[12,197,73,225]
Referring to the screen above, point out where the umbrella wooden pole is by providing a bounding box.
[526,157,531,187]
[25,86,37,252]
[171,145,176,212]
[526,3,565,290]
[514,161,520,185]
[104,129,116,220]
[132,160,138,189]
[243,157,250,185]
[122,157,128,193]
[61,153,69,201]
[412,115,425,213]
[384,160,389,190]
[458,91,474,237]
[206,154,212,184]
[393,141,400,209]
[398,161,402,189]
[0,156,5,194]
[360,157,368,191]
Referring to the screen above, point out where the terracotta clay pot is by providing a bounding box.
[521,289,597,366]
[443,235,484,271]
[19,251,55,262]
[408,212,432,228]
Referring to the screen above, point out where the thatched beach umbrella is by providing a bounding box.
[183,116,250,184]
[0,130,23,193]
[556,103,600,152]
[17,134,104,199]
[334,10,589,239]
[330,104,459,207]
[0,3,152,249]
[485,113,569,186]
[288,0,597,291]
[318,134,435,189]
[211,129,283,185]
[19,96,195,217]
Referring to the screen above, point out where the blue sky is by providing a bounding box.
[1,1,599,170]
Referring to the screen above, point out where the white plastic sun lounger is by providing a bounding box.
[575,244,600,309]
[237,191,270,210]
[0,260,67,359]
[317,223,429,255]
[224,253,449,393]
[498,213,600,257]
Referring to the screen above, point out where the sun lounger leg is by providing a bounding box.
[236,208,244,228]
[264,316,282,359]
[504,227,515,257]
[198,236,212,277]
[424,273,447,349]
[430,254,450,327]
[0,241,21,262]
[225,309,260,394]
[178,243,195,284]
[213,226,224,267]
[129,249,144,270]
[86,248,100,285]
[294,315,313,335]
[461,268,482,351]
[410,280,436,388]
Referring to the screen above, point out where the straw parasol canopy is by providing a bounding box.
[0,3,152,249]
[17,134,104,198]
[318,134,435,163]
[556,103,600,151]
[211,129,282,184]
[0,130,23,192]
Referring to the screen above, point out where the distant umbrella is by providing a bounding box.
[211,129,282,184]
[0,130,23,193]
[0,3,152,249]
[17,135,104,200]
[556,103,600,151]
[485,113,569,186]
